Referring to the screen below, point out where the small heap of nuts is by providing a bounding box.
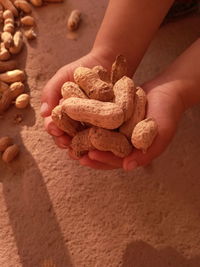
[0,0,64,163]
[0,136,19,163]
[51,55,158,158]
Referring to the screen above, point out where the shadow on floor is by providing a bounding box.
[122,240,200,267]
[0,78,73,266]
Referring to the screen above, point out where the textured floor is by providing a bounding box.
[0,1,200,266]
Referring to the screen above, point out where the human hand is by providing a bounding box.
[40,51,115,151]
[79,80,184,171]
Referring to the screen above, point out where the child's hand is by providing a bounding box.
[79,82,184,170]
[40,51,114,150]
[78,38,200,171]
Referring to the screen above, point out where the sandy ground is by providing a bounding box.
[0,1,200,266]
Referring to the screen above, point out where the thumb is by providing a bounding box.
[40,65,73,117]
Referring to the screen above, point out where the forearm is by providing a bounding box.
[92,0,174,75]
[146,38,200,110]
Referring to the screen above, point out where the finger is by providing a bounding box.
[88,150,123,168]
[79,155,118,170]
[53,135,71,149]
[41,65,74,117]
[44,116,64,137]
[123,127,172,171]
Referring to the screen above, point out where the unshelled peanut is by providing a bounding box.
[3,10,15,33]
[1,31,13,48]
[0,81,9,93]
[0,0,18,16]
[0,81,24,112]
[23,28,37,40]
[92,65,110,83]
[0,42,11,60]
[0,59,17,72]
[89,127,132,157]
[29,0,43,7]
[0,69,25,83]
[61,81,87,99]
[9,31,24,55]
[113,76,135,122]
[45,0,63,2]
[20,15,35,26]
[67,9,81,31]
[51,105,84,137]
[71,128,94,158]
[74,67,114,101]
[111,55,128,84]
[2,144,19,163]
[14,0,32,13]
[15,93,30,109]
[0,136,12,152]
[131,118,158,153]
[62,97,124,130]
[120,87,147,138]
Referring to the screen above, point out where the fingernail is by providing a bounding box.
[126,160,138,171]
[40,102,49,116]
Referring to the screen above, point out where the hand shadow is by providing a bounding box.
[122,240,200,267]
[0,43,73,267]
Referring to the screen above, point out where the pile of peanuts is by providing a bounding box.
[51,55,158,159]
[0,0,66,163]
[0,136,19,163]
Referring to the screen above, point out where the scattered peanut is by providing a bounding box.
[0,69,25,83]
[0,42,11,60]
[120,87,147,138]
[51,105,84,137]
[15,93,30,109]
[61,81,87,99]
[29,0,43,7]
[74,67,114,101]
[67,9,81,31]
[23,28,36,40]
[111,55,128,84]
[44,0,63,3]
[9,31,23,54]
[113,76,135,122]
[70,128,94,158]
[0,59,17,72]
[0,0,18,16]
[62,97,124,130]
[0,81,24,112]
[89,127,132,157]
[0,81,9,93]
[3,10,15,33]
[0,10,3,23]
[20,15,35,26]
[14,0,32,13]
[1,31,13,49]
[2,144,19,163]
[0,136,12,152]
[131,118,158,153]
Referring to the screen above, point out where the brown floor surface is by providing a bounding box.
[0,1,200,266]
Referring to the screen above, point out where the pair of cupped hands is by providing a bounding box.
[40,52,184,171]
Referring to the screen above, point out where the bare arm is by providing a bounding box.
[92,0,174,74]
[145,38,200,110]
